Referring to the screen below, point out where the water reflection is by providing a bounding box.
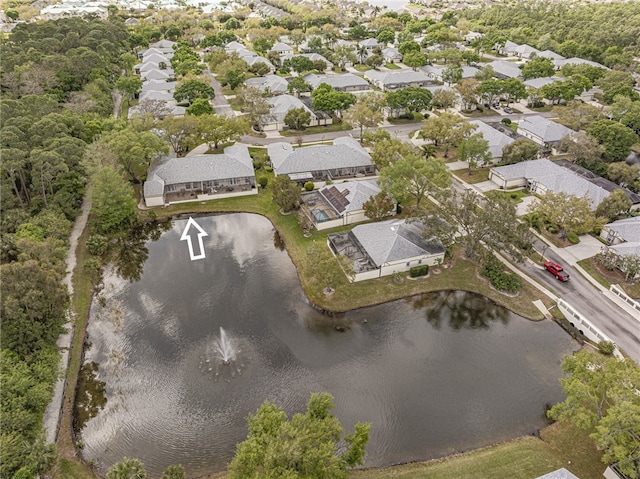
[113,220,172,282]
[413,291,509,330]
[79,213,578,478]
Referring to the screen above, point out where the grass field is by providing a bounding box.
[454,167,491,184]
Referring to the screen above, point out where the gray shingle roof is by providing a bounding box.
[611,242,640,257]
[488,60,522,79]
[491,159,610,208]
[535,468,579,479]
[304,73,369,90]
[271,42,293,52]
[518,115,573,143]
[143,145,254,199]
[554,57,608,70]
[266,94,313,123]
[141,80,177,92]
[523,76,562,89]
[351,219,445,267]
[605,217,640,242]
[365,69,430,86]
[469,120,514,159]
[281,53,333,68]
[245,75,289,94]
[267,137,371,176]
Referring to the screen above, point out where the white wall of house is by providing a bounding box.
[314,210,370,231]
[352,252,444,282]
[145,195,165,207]
[488,171,526,189]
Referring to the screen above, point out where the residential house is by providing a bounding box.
[148,40,176,53]
[497,40,519,56]
[303,73,371,93]
[488,60,522,80]
[141,68,174,81]
[364,69,431,91]
[267,137,375,183]
[523,76,563,90]
[245,74,290,95]
[421,64,479,82]
[298,35,323,53]
[327,219,445,282]
[271,42,294,57]
[515,44,540,60]
[141,80,177,93]
[516,115,573,149]
[464,31,483,43]
[243,55,275,73]
[139,90,175,102]
[382,47,403,63]
[135,60,171,75]
[601,217,640,245]
[143,144,257,207]
[261,94,331,131]
[302,180,393,230]
[535,468,579,479]
[489,159,615,210]
[141,47,174,60]
[537,50,565,62]
[358,38,382,52]
[554,57,608,71]
[224,40,246,54]
[469,120,515,162]
[601,217,640,279]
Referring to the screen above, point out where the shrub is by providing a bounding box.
[510,192,518,200]
[567,232,580,244]
[258,176,269,188]
[304,181,314,191]
[597,340,615,355]
[423,113,430,119]
[547,225,558,234]
[410,264,429,277]
[265,165,273,172]
[481,255,522,294]
[501,118,512,125]
[253,160,263,170]
[87,234,108,256]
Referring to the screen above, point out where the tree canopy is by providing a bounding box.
[228,392,370,479]
[548,351,640,479]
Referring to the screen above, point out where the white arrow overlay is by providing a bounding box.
[180,217,208,261]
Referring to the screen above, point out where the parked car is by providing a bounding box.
[503,107,514,114]
[544,261,569,281]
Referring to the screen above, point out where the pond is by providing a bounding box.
[78,213,578,477]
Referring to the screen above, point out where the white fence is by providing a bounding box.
[610,284,640,317]
[558,299,624,359]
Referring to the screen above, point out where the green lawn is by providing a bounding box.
[353,64,371,72]
[350,423,604,479]
[454,167,490,184]
[485,188,530,203]
[385,62,401,69]
[280,122,353,136]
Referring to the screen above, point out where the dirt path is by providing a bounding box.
[42,195,91,444]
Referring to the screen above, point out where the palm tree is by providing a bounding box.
[107,458,147,479]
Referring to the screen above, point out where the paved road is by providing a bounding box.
[205,70,235,118]
[522,241,640,363]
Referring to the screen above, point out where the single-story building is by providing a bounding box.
[488,60,522,80]
[358,38,382,51]
[327,219,445,282]
[301,180,393,230]
[245,74,290,95]
[535,468,579,479]
[523,76,563,90]
[304,73,371,93]
[516,115,574,148]
[261,94,331,131]
[601,217,640,245]
[364,69,432,91]
[489,159,615,209]
[141,68,174,81]
[537,50,565,62]
[515,44,540,59]
[497,40,519,56]
[382,47,403,63]
[554,57,608,71]
[469,120,515,162]
[268,137,375,183]
[243,55,275,73]
[271,42,294,57]
[141,80,177,93]
[143,144,257,207]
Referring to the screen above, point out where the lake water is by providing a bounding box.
[79,213,578,477]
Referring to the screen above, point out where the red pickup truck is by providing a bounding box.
[544,261,570,281]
